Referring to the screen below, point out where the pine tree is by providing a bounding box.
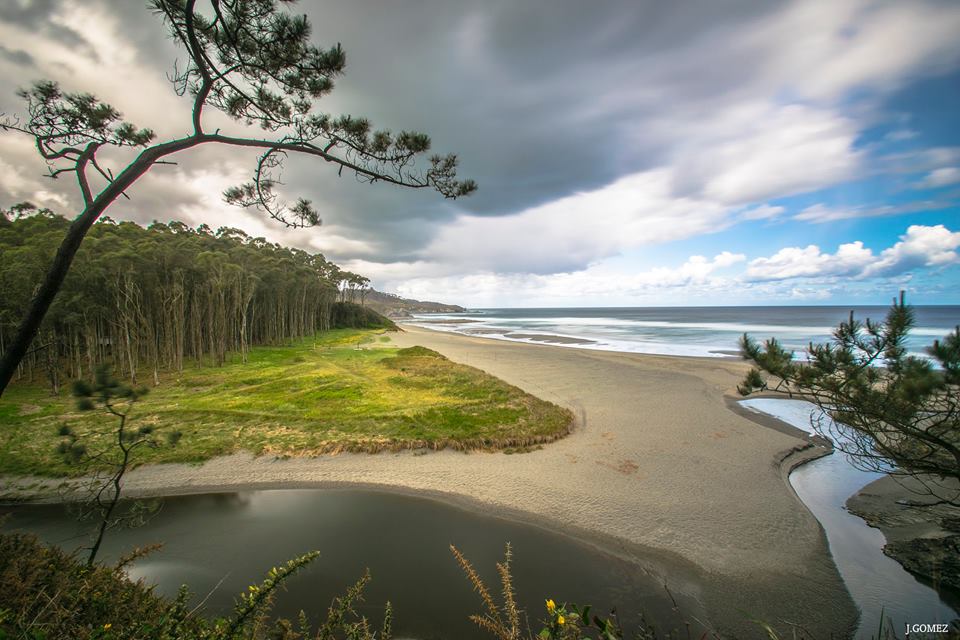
[0,0,475,397]
[740,293,960,507]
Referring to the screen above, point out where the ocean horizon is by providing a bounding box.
[409,304,960,359]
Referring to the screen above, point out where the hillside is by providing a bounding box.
[364,290,466,317]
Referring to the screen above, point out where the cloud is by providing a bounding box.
[916,167,960,189]
[879,147,960,176]
[738,204,786,222]
[748,1,960,100]
[0,44,33,66]
[389,251,746,307]
[670,104,862,205]
[746,225,959,281]
[361,225,957,306]
[1,0,959,305]
[794,200,955,223]
[0,132,83,211]
[884,129,918,142]
[0,0,97,60]
[864,224,960,276]
[745,242,875,281]
[417,169,734,274]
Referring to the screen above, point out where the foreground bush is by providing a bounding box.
[0,532,201,639]
[0,532,390,640]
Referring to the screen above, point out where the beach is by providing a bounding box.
[6,325,859,637]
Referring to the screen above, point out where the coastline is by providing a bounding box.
[0,325,858,638]
[847,475,960,599]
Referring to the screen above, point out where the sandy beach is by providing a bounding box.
[4,326,859,637]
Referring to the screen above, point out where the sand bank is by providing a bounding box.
[847,475,960,596]
[2,326,858,638]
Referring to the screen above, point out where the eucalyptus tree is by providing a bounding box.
[0,213,353,390]
[0,0,476,397]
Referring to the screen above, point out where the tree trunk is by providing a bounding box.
[0,136,202,398]
[0,205,103,396]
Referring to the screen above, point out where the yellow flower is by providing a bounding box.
[103,623,112,630]
[557,615,565,626]
[546,599,556,614]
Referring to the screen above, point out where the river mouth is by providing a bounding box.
[10,399,941,639]
[740,399,959,638]
[1,487,705,640]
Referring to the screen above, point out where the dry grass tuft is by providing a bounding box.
[451,543,522,640]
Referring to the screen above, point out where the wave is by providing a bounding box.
[407,321,733,358]
[413,314,954,337]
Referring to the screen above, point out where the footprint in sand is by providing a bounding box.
[596,458,639,475]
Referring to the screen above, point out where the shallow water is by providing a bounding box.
[740,399,959,638]
[1,489,702,640]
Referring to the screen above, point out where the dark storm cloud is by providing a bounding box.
[291,0,789,212]
[0,0,817,235]
[225,0,791,258]
[0,45,33,66]
[106,2,183,74]
[0,0,98,59]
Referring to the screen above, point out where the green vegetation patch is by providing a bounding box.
[0,330,572,476]
[0,532,207,639]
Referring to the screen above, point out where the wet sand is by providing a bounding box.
[2,326,858,638]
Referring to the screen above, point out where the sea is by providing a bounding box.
[408,306,960,359]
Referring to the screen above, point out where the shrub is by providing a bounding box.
[331,303,398,330]
[0,532,390,640]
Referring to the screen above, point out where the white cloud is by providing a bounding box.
[418,169,734,274]
[0,4,186,136]
[745,1,960,101]
[863,224,960,276]
[917,167,960,189]
[794,200,954,223]
[390,251,745,307]
[376,225,958,306]
[745,241,875,281]
[739,204,786,222]
[794,204,854,223]
[0,133,82,211]
[672,104,862,206]
[622,252,746,288]
[885,129,919,142]
[746,225,960,281]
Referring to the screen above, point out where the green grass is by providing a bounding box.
[0,330,573,476]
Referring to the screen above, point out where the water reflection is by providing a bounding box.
[2,489,702,640]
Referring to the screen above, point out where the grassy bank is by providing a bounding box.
[0,330,573,476]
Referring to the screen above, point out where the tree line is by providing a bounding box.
[0,0,474,398]
[0,207,372,392]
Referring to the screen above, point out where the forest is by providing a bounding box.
[0,206,375,392]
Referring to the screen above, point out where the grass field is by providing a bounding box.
[0,330,573,476]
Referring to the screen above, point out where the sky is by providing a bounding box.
[0,0,958,308]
